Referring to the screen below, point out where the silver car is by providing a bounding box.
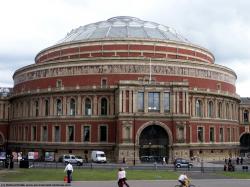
[62,154,83,166]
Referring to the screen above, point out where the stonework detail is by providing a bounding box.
[14,63,235,85]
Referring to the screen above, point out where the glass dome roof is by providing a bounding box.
[57,16,190,44]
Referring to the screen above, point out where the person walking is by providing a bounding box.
[162,157,166,165]
[240,157,243,165]
[117,167,129,187]
[64,162,73,183]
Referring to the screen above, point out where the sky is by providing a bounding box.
[0,0,250,96]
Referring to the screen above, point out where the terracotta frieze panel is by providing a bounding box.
[14,63,235,85]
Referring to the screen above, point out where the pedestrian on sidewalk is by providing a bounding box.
[162,157,166,165]
[64,162,73,183]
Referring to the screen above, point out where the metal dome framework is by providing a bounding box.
[57,16,190,44]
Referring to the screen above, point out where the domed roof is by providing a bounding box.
[57,16,190,44]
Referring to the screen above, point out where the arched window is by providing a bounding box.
[101,98,108,115]
[218,102,222,118]
[195,99,202,117]
[56,99,62,116]
[85,98,92,116]
[45,99,50,116]
[208,101,213,118]
[198,127,204,142]
[69,98,76,116]
[244,110,249,123]
[35,100,39,117]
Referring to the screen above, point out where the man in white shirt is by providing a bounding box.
[64,162,73,183]
[117,167,129,187]
[178,172,188,187]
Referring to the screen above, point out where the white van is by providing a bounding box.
[91,151,107,163]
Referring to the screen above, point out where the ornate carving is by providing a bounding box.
[14,63,235,85]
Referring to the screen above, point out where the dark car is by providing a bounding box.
[174,158,193,168]
[140,156,163,163]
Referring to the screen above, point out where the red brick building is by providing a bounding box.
[0,16,250,163]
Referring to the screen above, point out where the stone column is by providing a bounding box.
[214,99,218,118]
[133,90,137,113]
[192,96,195,117]
[39,97,43,116]
[129,90,132,113]
[63,96,67,116]
[185,92,189,114]
[160,91,164,114]
[144,90,148,113]
[123,90,126,113]
[109,95,114,115]
[77,95,81,116]
[204,97,208,118]
[119,90,122,113]
[176,91,179,114]
[182,91,185,114]
[172,90,176,114]
[50,96,54,116]
[93,95,98,115]
[222,101,225,119]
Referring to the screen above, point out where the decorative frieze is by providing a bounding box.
[14,63,236,85]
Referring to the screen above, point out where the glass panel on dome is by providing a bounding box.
[63,30,81,42]
[144,22,158,29]
[128,21,142,27]
[98,21,111,28]
[161,30,178,41]
[89,27,109,39]
[85,23,97,30]
[76,27,96,40]
[108,27,127,38]
[144,27,165,39]
[158,24,169,32]
[112,20,126,27]
[128,27,147,38]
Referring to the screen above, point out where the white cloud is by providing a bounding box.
[0,0,250,96]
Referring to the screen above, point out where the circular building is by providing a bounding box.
[9,16,240,163]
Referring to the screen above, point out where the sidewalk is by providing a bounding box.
[1,179,250,187]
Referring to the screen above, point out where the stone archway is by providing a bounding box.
[240,133,250,154]
[137,121,172,163]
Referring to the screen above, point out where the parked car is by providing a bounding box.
[59,154,83,166]
[174,158,193,168]
[140,156,163,163]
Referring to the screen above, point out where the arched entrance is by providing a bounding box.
[240,133,250,155]
[139,124,169,163]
